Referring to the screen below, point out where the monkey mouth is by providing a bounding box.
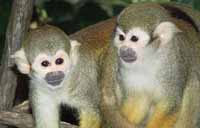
[119,47,137,63]
[45,71,65,86]
[120,55,137,63]
[46,79,64,86]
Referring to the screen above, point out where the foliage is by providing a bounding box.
[0,0,12,59]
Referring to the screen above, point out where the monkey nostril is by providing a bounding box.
[120,47,129,54]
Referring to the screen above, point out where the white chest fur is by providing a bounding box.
[119,58,162,94]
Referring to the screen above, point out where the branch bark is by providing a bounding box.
[0,100,79,128]
[0,0,33,127]
[0,111,78,128]
[13,101,30,113]
[0,0,33,110]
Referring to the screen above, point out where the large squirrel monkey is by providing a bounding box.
[101,2,200,128]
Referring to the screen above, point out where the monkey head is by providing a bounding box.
[113,3,181,68]
[12,25,80,89]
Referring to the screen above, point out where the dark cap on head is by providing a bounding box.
[117,3,172,33]
[22,25,71,63]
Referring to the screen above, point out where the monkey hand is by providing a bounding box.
[79,110,101,128]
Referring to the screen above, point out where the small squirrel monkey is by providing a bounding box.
[12,18,115,128]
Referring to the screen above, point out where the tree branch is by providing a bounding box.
[0,101,78,128]
[0,111,78,128]
[0,0,33,110]
[0,111,33,128]
[13,101,30,113]
[0,1,33,127]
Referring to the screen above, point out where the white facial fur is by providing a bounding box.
[31,40,81,89]
[115,21,180,93]
[114,21,180,67]
[114,27,151,67]
[32,49,70,78]
[114,27,162,93]
[114,27,150,48]
[31,49,70,89]
[12,40,81,89]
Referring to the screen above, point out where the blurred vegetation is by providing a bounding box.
[0,0,200,59]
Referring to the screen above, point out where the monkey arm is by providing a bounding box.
[30,89,60,128]
[174,72,200,128]
[146,99,179,128]
[121,95,151,125]
[77,95,102,128]
[100,48,135,128]
[101,95,135,128]
[101,107,136,128]
[79,108,101,128]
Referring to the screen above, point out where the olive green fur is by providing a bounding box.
[160,2,200,32]
[23,25,71,63]
[101,2,200,128]
[26,18,116,128]
[117,3,172,33]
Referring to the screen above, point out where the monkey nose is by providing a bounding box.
[45,71,65,86]
[119,47,137,63]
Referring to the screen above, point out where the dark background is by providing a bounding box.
[1,0,200,61]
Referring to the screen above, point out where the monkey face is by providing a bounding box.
[32,49,70,87]
[12,38,80,89]
[113,27,150,64]
[113,21,181,70]
[12,25,81,89]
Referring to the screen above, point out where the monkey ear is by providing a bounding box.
[70,40,81,48]
[153,21,182,45]
[11,48,31,74]
[70,40,81,65]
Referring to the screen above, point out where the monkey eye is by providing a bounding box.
[130,35,139,42]
[41,60,50,67]
[55,58,64,65]
[119,34,125,41]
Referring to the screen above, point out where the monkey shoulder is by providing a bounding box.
[69,18,116,58]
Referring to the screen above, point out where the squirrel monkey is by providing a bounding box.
[12,17,115,128]
[101,3,200,128]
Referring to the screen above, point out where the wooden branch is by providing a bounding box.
[0,111,33,128]
[0,1,33,127]
[13,101,30,113]
[0,0,33,110]
[0,101,78,128]
[0,111,78,128]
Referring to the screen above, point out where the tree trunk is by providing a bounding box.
[0,0,33,127]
